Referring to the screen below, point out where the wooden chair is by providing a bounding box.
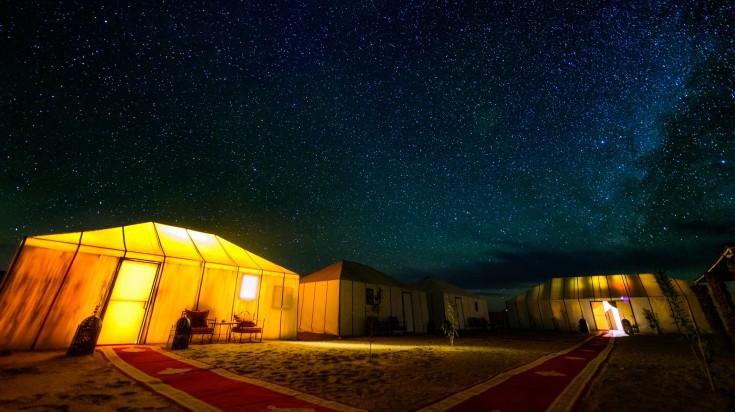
[183,309,215,343]
[230,312,265,343]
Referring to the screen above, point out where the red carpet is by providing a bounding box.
[101,335,613,412]
[99,346,363,412]
[420,333,614,412]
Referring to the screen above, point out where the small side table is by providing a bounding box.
[212,321,238,343]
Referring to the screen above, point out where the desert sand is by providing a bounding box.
[1,330,733,411]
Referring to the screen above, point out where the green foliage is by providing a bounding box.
[371,287,383,318]
[654,270,692,336]
[643,308,661,334]
[441,301,459,346]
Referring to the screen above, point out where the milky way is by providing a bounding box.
[2,1,733,308]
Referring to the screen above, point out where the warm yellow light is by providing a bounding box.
[110,261,157,300]
[98,301,147,344]
[97,260,158,345]
[602,300,624,331]
[98,260,157,345]
[240,275,259,300]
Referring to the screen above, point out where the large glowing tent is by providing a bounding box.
[505,273,710,334]
[298,260,429,336]
[411,277,489,332]
[0,222,300,350]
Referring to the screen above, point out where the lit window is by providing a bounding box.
[240,275,259,300]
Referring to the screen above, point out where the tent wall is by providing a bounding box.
[145,259,202,344]
[505,274,712,334]
[297,282,315,333]
[323,279,340,336]
[0,245,121,350]
[339,280,359,335]
[297,279,341,335]
[297,278,428,337]
[412,291,430,333]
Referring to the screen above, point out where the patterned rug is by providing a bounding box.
[418,333,615,412]
[99,345,365,412]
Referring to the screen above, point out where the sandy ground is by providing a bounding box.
[1,330,734,411]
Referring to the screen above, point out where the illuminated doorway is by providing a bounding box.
[591,300,624,332]
[97,260,159,345]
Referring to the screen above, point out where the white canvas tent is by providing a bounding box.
[412,277,490,332]
[0,222,300,350]
[505,273,710,334]
[298,260,429,336]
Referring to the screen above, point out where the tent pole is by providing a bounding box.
[310,280,317,333]
[138,260,163,344]
[323,279,330,335]
[279,273,285,339]
[194,263,206,310]
[621,274,641,330]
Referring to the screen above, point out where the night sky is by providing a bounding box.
[2,1,733,309]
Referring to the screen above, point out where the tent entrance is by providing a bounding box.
[590,300,624,332]
[97,260,159,345]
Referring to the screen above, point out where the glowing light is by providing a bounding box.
[109,261,157,300]
[602,300,624,331]
[158,224,190,240]
[98,260,158,344]
[240,275,259,300]
[188,230,216,244]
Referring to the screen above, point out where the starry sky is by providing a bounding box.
[2,1,733,310]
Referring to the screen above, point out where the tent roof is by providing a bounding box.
[26,222,297,275]
[301,260,407,288]
[695,244,734,284]
[412,277,481,298]
[505,273,696,304]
